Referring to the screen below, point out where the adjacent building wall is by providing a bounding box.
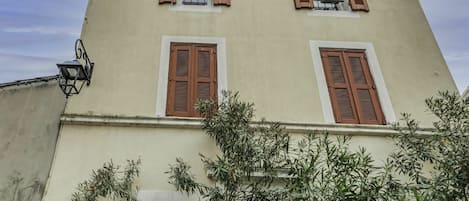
[0,77,66,201]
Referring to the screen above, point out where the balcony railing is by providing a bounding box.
[313,0,351,11]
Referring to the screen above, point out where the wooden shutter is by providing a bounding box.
[294,0,313,9]
[193,46,217,116]
[159,0,176,4]
[350,0,369,12]
[167,43,217,117]
[321,50,359,124]
[321,49,385,125]
[167,44,192,117]
[343,52,384,124]
[213,0,231,6]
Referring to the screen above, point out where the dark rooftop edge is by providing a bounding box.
[0,75,60,89]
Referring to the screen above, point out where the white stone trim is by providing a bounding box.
[60,114,424,136]
[309,40,396,124]
[156,35,228,117]
[169,0,221,13]
[307,10,360,18]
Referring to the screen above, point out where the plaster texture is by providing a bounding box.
[65,0,457,126]
[0,80,66,201]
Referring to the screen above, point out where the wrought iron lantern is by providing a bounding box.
[57,39,94,98]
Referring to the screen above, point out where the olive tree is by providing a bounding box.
[391,91,469,201]
[71,159,141,201]
[167,92,402,201]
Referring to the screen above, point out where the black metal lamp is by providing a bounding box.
[57,39,94,98]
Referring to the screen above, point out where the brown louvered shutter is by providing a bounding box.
[213,0,231,6]
[167,43,217,117]
[321,50,359,124]
[194,46,217,116]
[167,44,191,117]
[343,52,385,124]
[350,0,369,12]
[159,0,176,4]
[294,0,313,9]
[321,49,385,125]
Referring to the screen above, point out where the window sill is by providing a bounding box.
[60,114,433,136]
[169,5,221,13]
[307,10,360,18]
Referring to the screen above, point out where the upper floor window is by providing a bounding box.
[313,0,351,11]
[295,0,369,12]
[182,0,208,5]
[320,49,385,125]
[159,0,230,7]
[166,43,217,117]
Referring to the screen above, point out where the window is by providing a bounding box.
[320,49,385,125]
[159,0,230,7]
[156,36,227,118]
[182,0,208,5]
[166,43,217,117]
[295,0,369,12]
[313,0,351,11]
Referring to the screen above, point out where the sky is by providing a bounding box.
[0,0,467,93]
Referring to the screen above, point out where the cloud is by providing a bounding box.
[0,53,62,83]
[420,0,469,24]
[441,51,469,92]
[0,27,79,59]
[2,26,80,37]
[0,0,88,22]
[445,57,469,93]
[445,52,469,62]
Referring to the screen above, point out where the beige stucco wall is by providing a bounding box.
[43,125,218,201]
[42,0,458,200]
[42,124,396,201]
[0,80,66,201]
[65,0,457,126]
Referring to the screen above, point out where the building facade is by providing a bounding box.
[42,0,458,200]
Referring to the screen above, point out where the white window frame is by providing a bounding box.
[309,40,396,124]
[169,0,221,13]
[156,36,228,117]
